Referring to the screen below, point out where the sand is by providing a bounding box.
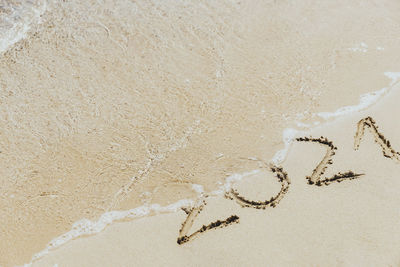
[33,83,400,267]
[1,0,400,266]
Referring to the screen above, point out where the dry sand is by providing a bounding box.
[33,83,400,267]
[1,0,400,266]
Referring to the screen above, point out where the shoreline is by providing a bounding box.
[31,81,400,266]
[24,72,400,266]
[2,1,400,266]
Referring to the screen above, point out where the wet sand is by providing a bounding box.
[1,0,400,266]
[33,83,400,267]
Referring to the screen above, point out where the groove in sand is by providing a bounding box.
[354,116,400,161]
[225,165,291,209]
[177,200,240,245]
[296,136,364,186]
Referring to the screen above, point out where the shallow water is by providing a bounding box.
[2,0,400,266]
[0,0,46,54]
[25,71,400,266]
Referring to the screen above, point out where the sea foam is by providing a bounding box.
[24,170,258,267]
[0,0,47,54]
[24,71,400,266]
[271,72,400,164]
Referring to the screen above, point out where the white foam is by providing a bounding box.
[23,72,400,266]
[318,72,400,120]
[317,86,388,120]
[272,72,400,164]
[25,198,194,266]
[211,169,260,195]
[0,0,47,55]
[271,128,299,164]
[384,72,400,86]
[192,184,205,197]
[24,170,259,266]
[348,42,368,53]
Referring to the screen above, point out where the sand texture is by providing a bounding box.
[33,83,400,267]
[1,0,400,266]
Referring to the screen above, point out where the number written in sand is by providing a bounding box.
[296,136,364,186]
[176,117,400,244]
[177,164,290,244]
[354,117,400,161]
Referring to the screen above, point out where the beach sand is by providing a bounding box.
[1,0,400,266]
[33,83,400,267]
